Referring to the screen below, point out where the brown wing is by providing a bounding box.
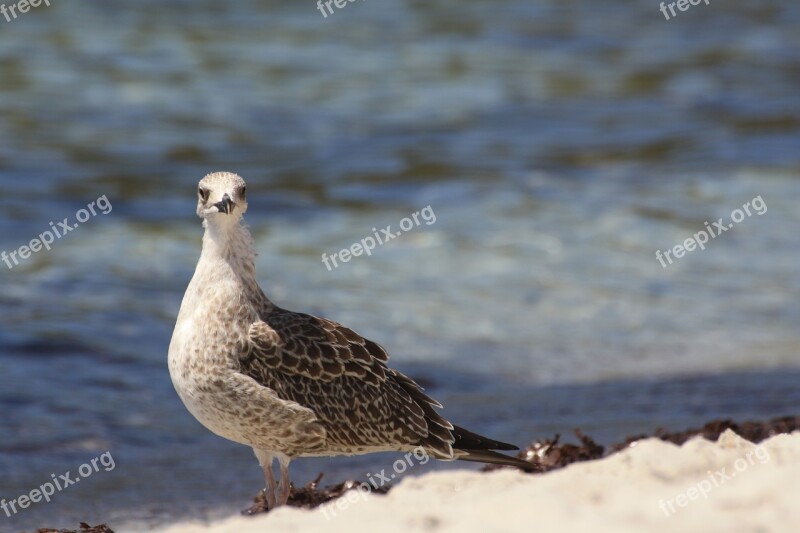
[247,311,389,386]
[241,309,455,456]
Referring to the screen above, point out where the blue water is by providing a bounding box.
[0,1,799,530]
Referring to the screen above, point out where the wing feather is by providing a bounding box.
[241,309,454,456]
[247,311,387,384]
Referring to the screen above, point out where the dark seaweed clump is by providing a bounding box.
[34,523,115,533]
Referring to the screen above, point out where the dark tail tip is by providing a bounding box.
[448,424,531,470]
[456,449,534,471]
[452,424,519,452]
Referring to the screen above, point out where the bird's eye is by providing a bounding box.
[239,186,246,198]
[198,188,209,201]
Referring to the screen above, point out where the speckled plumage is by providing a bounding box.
[168,172,527,509]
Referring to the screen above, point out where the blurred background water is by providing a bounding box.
[0,0,798,530]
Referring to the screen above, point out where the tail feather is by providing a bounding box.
[456,449,534,471]
[452,424,518,452]
[449,424,532,470]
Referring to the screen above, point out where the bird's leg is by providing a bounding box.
[277,453,292,506]
[254,449,278,509]
[263,461,278,509]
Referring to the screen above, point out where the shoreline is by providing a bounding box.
[153,427,800,533]
[34,416,800,533]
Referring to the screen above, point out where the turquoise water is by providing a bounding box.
[0,1,798,530]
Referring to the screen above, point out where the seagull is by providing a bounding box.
[168,172,531,509]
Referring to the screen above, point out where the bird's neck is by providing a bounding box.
[188,220,275,319]
[202,219,255,265]
[197,220,264,299]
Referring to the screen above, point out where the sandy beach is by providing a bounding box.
[150,429,799,533]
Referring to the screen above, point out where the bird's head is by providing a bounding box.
[196,172,249,228]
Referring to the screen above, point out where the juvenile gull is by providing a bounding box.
[168,172,530,509]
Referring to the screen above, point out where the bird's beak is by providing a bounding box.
[214,193,235,215]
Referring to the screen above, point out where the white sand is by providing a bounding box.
[153,430,800,533]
